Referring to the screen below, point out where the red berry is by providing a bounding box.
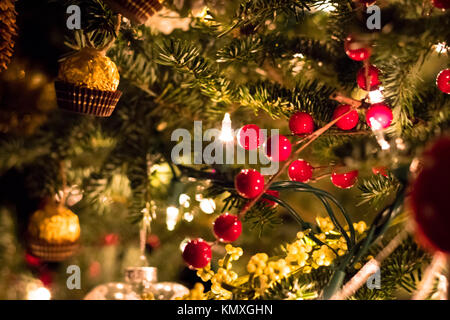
[411,136,450,253]
[436,69,450,94]
[261,190,279,208]
[265,134,292,161]
[366,103,393,129]
[182,239,212,269]
[213,214,242,242]
[356,65,380,91]
[235,169,265,199]
[372,166,388,177]
[432,0,450,9]
[331,170,359,189]
[288,159,314,183]
[289,112,314,135]
[344,35,372,61]
[238,124,264,150]
[333,105,359,130]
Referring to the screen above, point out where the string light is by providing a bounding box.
[183,212,194,222]
[368,86,385,104]
[370,119,390,150]
[199,198,216,214]
[219,113,234,143]
[166,206,180,231]
[26,285,51,300]
[179,194,190,208]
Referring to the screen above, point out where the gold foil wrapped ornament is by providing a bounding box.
[27,202,81,262]
[58,48,120,91]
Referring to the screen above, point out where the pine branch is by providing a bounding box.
[358,173,400,207]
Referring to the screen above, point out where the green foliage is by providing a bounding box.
[358,173,400,207]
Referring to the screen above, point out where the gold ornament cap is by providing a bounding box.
[58,48,120,91]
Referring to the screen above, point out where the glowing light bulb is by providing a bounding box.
[433,42,448,54]
[199,198,216,214]
[368,87,385,103]
[179,194,190,208]
[166,206,180,231]
[370,119,391,150]
[219,113,234,143]
[27,286,51,300]
[183,212,194,222]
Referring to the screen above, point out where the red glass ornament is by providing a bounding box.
[182,239,212,269]
[238,124,264,150]
[432,0,450,9]
[288,159,314,183]
[344,35,372,61]
[265,134,292,161]
[366,103,393,129]
[289,112,314,135]
[235,169,265,199]
[436,69,450,94]
[372,166,388,177]
[213,213,242,242]
[261,190,279,208]
[357,65,380,91]
[411,136,450,253]
[333,104,359,130]
[39,271,53,287]
[331,170,359,189]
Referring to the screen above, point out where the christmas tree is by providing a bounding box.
[0,0,449,301]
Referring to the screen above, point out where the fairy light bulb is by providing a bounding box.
[368,86,385,104]
[27,286,51,300]
[179,194,190,208]
[199,198,216,214]
[166,206,179,231]
[219,113,234,143]
[183,212,194,222]
[370,118,391,150]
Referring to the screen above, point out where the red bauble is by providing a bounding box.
[366,103,393,129]
[411,137,450,253]
[289,112,314,135]
[356,65,380,91]
[265,134,292,161]
[235,169,265,199]
[213,214,242,242]
[344,35,372,61]
[333,105,359,130]
[331,170,359,189]
[39,270,53,287]
[436,69,450,94]
[238,124,264,150]
[182,239,212,269]
[261,190,279,208]
[288,159,314,183]
[432,0,450,9]
[372,166,388,177]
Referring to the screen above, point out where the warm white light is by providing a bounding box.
[27,286,51,300]
[166,206,180,231]
[179,194,190,208]
[434,42,448,54]
[315,1,337,12]
[183,212,194,222]
[219,113,234,143]
[293,53,304,59]
[199,198,216,214]
[368,87,385,103]
[179,239,189,252]
[370,119,391,150]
